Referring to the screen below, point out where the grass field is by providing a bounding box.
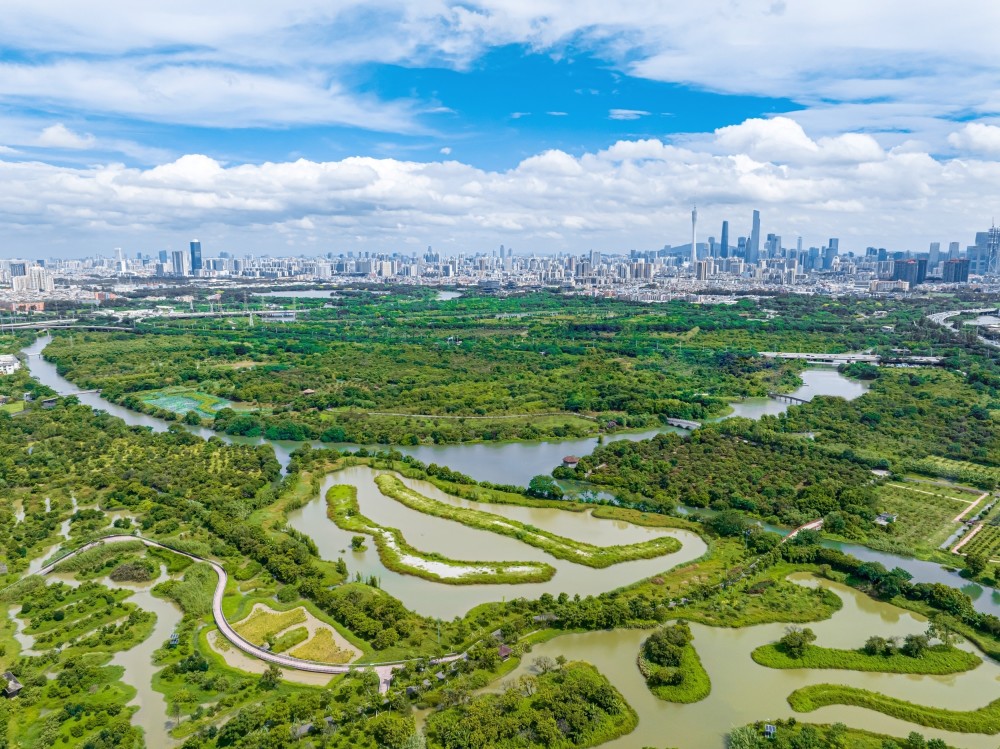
[289,629,355,664]
[138,386,247,418]
[231,605,307,646]
[0,400,24,414]
[876,482,986,550]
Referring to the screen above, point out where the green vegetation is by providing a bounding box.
[752,640,981,675]
[637,622,710,703]
[0,575,153,749]
[559,425,876,528]
[40,293,845,445]
[269,626,308,653]
[731,721,954,749]
[425,661,637,749]
[375,473,682,567]
[873,482,985,553]
[788,683,1000,734]
[326,484,555,584]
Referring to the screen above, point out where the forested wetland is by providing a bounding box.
[3,290,1000,748]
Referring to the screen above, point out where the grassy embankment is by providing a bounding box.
[373,474,681,568]
[788,684,1000,733]
[326,484,555,584]
[752,642,981,674]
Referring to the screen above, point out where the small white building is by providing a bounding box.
[0,355,20,376]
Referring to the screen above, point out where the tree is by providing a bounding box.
[900,634,929,658]
[527,475,563,500]
[351,535,367,551]
[171,688,195,724]
[779,626,816,659]
[863,635,892,656]
[532,656,557,674]
[965,551,988,577]
[369,714,415,749]
[259,663,282,690]
[727,725,762,749]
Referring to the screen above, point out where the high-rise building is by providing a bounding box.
[171,249,187,276]
[720,220,729,258]
[948,241,961,260]
[190,240,203,273]
[747,210,761,264]
[928,242,940,270]
[690,205,698,265]
[943,258,970,283]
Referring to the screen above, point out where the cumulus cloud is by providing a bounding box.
[3,117,999,256]
[948,123,1000,156]
[609,109,650,120]
[37,123,96,149]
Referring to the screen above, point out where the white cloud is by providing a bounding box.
[37,123,96,149]
[948,123,1000,156]
[609,109,650,120]
[2,117,999,256]
[440,146,452,155]
[546,111,568,116]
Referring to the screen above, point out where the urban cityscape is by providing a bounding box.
[3,210,1000,311]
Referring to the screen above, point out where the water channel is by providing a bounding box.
[496,575,1000,749]
[286,466,706,619]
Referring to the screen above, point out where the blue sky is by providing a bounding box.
[1,1,1000,256]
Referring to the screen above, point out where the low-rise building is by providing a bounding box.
[0,355,20,375]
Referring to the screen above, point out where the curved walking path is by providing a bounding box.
[32,534,462,693]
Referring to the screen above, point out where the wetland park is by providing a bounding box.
[3,289,1000,749]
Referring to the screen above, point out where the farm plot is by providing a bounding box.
[876,482,983,550]
[139,386,248,418]
[959,516,1000,561]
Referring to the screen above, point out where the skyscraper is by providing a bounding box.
[190,240,203,273]
[747,210,761,264]
[720,220,729,258]
[928,242,940,270]
[690,205,698,265]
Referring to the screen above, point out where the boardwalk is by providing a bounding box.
[33,535,463,692]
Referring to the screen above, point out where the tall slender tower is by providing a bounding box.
[690,205,698,265]
[720,220,729,258]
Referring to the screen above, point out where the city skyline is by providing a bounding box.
[2,3,1000,255]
